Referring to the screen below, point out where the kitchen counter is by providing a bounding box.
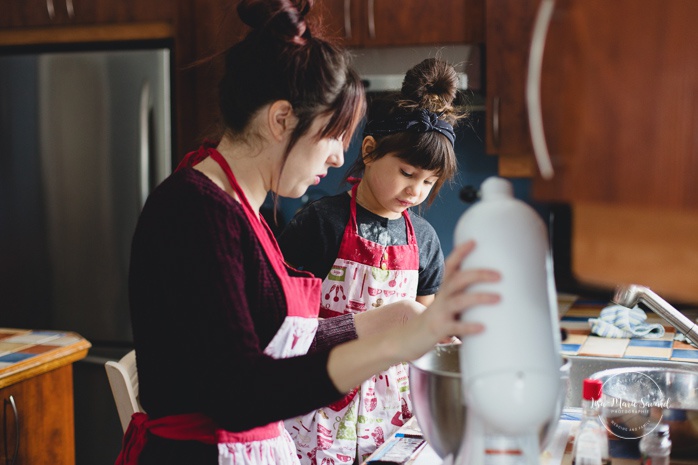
[362,299,698,465]
[0,328,91,465]
[559,302,698,363]
[363,411,698,465]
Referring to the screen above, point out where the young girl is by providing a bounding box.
[278,58,466,464]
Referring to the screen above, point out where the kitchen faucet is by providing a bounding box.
[612,284,698,347]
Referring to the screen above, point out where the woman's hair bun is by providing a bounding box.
[237,0,312,42]
[401,58,459,114]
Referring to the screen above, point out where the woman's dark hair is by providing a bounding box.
[218,0,366,183]
[346,58,466,204]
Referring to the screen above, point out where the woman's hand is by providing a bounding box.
[396,240,501,362]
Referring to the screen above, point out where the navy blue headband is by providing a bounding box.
[363,109,455,147]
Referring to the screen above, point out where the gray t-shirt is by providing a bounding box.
[278,192,444,296]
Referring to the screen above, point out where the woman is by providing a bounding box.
[117,1,501,464]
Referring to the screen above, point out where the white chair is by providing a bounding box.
[105,349,143,432]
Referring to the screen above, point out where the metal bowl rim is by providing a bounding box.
[590,367,698,380]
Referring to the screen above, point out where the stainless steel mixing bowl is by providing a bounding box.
[590,367,698,457]
[409,343,566,458]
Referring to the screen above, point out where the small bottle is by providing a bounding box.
[639,423,672,465]
[573,378,609,465]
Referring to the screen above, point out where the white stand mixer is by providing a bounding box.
[453,177,563,465]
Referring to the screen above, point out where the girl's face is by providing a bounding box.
[278,114,345,198]
[360,152,439,219]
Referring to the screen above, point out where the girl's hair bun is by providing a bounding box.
[401,58,460,119]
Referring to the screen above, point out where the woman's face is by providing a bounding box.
[360,153,439,219]
[277,114,345,198]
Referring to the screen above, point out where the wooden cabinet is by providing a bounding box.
[536,0,698,303]
[484,0,540,177]
[0,0,174,29]
[486,0,698,209]
[0,330,90,465]
[491,0,698,303]
[313,0,484,47]
[1,366,75,465]
[532,0,698,211]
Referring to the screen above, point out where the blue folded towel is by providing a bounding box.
[589,305,665,339]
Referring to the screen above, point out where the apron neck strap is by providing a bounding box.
[207,148,257,218]
[349,182,414,238]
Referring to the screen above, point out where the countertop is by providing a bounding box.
[362,299,698,464]
[559,302,698,362]
[0,327,91,388]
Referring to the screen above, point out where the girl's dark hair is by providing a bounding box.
[218,0,366,182]
[346,58,466,204]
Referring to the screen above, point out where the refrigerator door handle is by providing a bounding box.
[139,80,152,208]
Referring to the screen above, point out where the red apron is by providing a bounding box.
[285,182,420,465]
[117,147,321,465]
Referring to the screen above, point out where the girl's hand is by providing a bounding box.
[398,240,501,362]
[353,299,425,339]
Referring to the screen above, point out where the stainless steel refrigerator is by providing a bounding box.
[0,46,172,464]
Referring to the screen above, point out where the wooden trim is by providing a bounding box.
[0,22,173,47]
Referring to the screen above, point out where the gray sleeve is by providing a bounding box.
[415,219,445,296]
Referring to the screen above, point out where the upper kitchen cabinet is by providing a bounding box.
[312,0,484,47]
[531,0,698,211]
[0,0,175,46]
[0,0,174,29]
[515,0,698,303]
[488,0,698,210]
[484,0,540,177]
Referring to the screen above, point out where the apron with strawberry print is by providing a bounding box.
[285,182,420,465]
[116,147,321,465]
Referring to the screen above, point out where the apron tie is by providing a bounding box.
[115,412,217,465]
